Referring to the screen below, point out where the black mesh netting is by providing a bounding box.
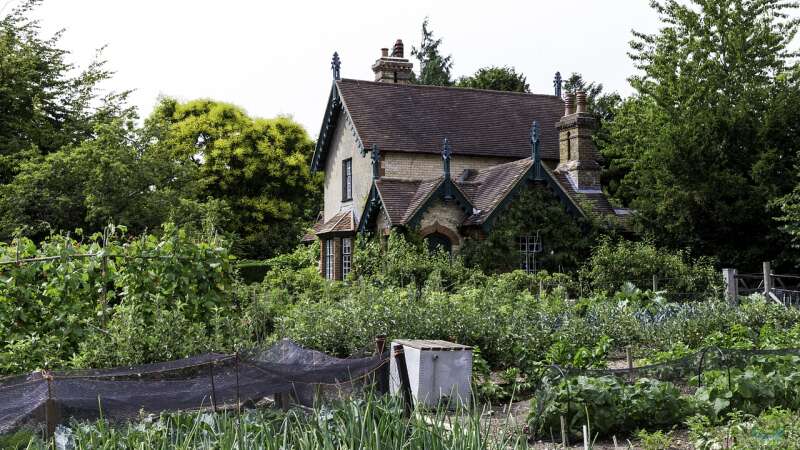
[0,339,388,434]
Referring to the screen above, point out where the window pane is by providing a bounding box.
[342,238,352,279]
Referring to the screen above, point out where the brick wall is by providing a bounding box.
[383,152,515,180]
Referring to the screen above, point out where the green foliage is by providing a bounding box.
[689,408,800,450]
[145,98,322,259]
[606,0,800,267]
[530,376,694,438]
[0,111,209,241]
[636,429,674,450]
[456,66,530,92]
[351,232,483,290]
[411,18,453,86]
[460,187,596,273]
[0,224,239,373]
[582,238,720,295]
[531,354,800,439]
[21,395,527,449]
[0,0,125,184]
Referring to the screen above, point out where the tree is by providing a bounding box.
[411,18,453,86]
[0,0,124,184]
[456,66,530,92]
[607,0,800,268]
[0,106,209,241]
[145,98,322,259]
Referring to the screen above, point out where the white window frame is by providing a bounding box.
[342,237,352,279]
[325,239,335,280]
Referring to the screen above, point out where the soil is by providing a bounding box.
[482,399,694,449]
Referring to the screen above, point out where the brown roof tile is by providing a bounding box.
[375,177,443,225]
[459,158,533,225]
[336,79,563,160]
[315,211,355,236]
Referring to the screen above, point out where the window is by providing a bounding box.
[324,239,335,280]
[342,158,353,201]
[518,235,542,274]
[342,238,352,279]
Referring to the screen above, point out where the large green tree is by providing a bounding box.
[411,18,453,86]
[145,98,322,259]
[456,66,530,92]
[0,0,123,184]
[606,0,800,268]
[0,106,209,240]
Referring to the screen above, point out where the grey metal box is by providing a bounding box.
[389,340,472,408]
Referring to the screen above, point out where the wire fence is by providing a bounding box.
[0,339,389,436]
[527,346,800,440]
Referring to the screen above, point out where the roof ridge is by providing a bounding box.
[337,78,563,100]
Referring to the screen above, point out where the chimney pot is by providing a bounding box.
[381,48,389,57]
[564,94,576,116]
[392,39,404,58]
[576,91,588,113]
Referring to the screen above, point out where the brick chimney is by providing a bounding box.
[556,91,601,191]
[372,39,413,84]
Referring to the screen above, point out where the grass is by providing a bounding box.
[17,394,527,450]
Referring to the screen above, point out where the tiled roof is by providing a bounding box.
[459,158,534,226]
[375,177,443,225]
[336,79,564,160]
[364,159,633,232]
[315,211,355,236]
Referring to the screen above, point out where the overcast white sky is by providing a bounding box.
[19,1,666,136]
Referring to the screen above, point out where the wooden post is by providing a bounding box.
[763,261,772,296]
[652,274,658,292]
[44,373,61,439]
[374,335,387,355]
[626,347,633,378]
[722,268,738,302]
[234,353,241,414]
[208,362,218,412]
[393,344,414,416]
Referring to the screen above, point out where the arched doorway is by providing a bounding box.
[425,232,452,255]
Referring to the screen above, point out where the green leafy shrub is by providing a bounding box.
[582,238,720,296]
[0,224,239,374]
[530,376,693,438]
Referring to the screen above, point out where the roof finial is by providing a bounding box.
[371,144,381,180]
[442,138,451,174]
[554,71,562,97]
[531,121,543,180]
[331,52,341,80]
[442,138,453,201]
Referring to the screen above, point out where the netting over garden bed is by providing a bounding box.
[0,339,388,434]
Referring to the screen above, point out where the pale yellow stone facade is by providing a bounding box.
[383,152,514,180]
[322,113,373,224]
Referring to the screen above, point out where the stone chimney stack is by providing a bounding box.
[556,90,601,191]
[372,39,413,84]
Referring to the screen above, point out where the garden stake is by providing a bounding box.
[560,415,568,447]
[209,362,218,412]
[582,424,589,450]
[234,352,241,414]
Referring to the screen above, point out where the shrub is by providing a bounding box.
[582,238,720,297]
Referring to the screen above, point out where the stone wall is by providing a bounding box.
[417,198,466,252]
[322,113,373,223]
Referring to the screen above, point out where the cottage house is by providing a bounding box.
[306,40,630,280]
